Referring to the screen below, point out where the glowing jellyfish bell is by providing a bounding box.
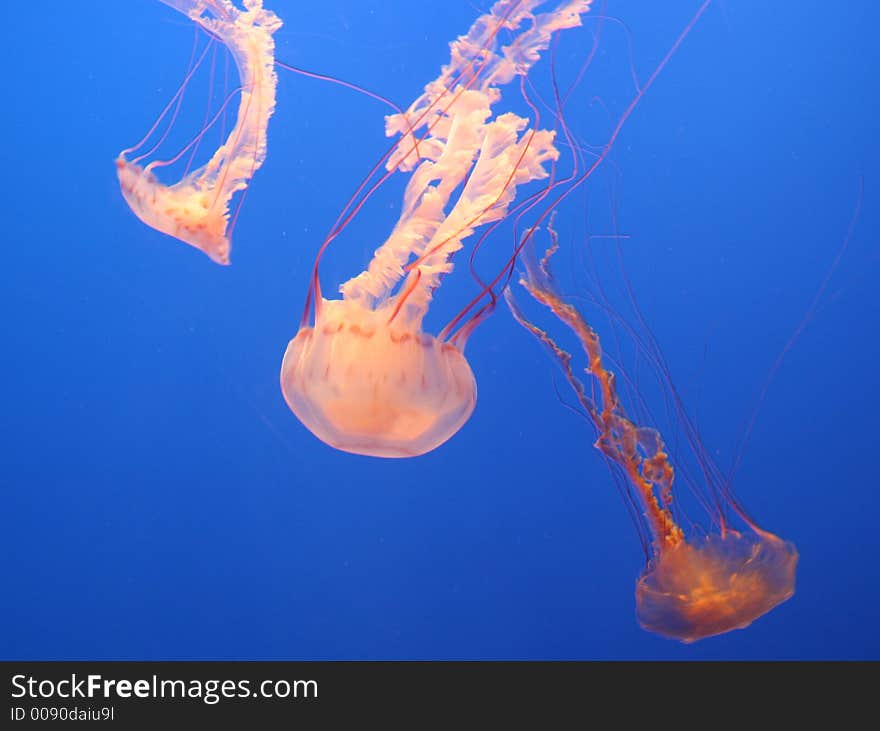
[281,298,478,459]
[281,0,594,457]
[116,0,281,265]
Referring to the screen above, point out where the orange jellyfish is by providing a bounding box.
[505,229,798,643]
[280,0,595,458]
[116,0,281,265]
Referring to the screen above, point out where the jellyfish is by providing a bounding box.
[116,0,281,265]
[280,0,594,458]
[504,229,798,643]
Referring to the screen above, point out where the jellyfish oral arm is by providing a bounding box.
[338,90,495,311]
[342,0,596,329]
[117,0,281,264]
[396,117,559,327]
[385,0,593,173]
[512,252,684,550]
[341,98,559,330]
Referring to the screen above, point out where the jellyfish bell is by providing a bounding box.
[280,299,477,458]
[635,531,798,643]
[116,158,232,264]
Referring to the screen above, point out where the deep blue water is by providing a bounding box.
[2,1,877,660]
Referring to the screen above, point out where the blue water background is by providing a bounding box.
[1,1,877,659]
